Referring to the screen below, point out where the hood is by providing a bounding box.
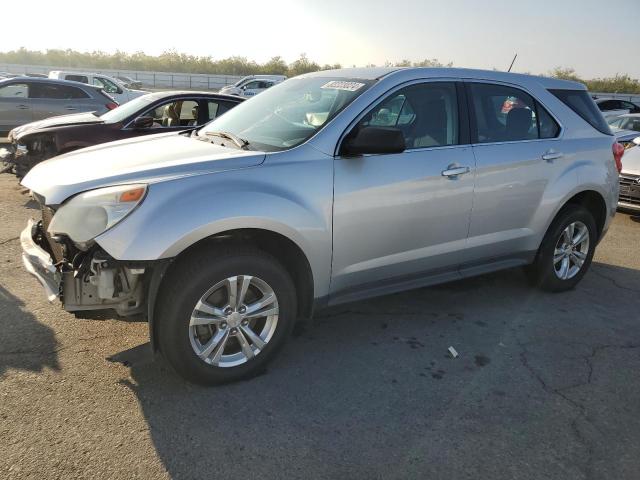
[219,86,241,95]
[10,112,103,141]
[21,132,265,205]
[622,146,640,176]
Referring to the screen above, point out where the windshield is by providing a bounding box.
[607,117,624,128]
[100,94,155,123]
[607,116,640,132]
[199,76,374,151]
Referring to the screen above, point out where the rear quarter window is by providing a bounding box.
[550,89,611,135]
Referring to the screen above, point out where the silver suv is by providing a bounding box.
[0,77,118,136]
[20,68,621,384]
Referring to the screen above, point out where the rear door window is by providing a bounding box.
[30,83,89,99]
[143,99,198,127]
[550,89,611,135]
[469,83,560,143]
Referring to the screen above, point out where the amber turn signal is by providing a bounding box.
[119,187,146,203]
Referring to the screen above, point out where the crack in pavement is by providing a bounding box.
[0,236,18,245]
[591,267,640,293]
[516,339,640,480]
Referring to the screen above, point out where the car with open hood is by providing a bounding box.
[20,67,620,385]
[7,91,243,176]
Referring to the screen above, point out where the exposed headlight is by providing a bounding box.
[48,184,147,244]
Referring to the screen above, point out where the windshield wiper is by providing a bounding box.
[204,131,250,150]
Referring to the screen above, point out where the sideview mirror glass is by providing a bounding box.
[132,116,154,129]
[341,126,406,156]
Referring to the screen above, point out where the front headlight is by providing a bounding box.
[48,184,147,244]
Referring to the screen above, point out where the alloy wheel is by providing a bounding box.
[188,275,279,367]
[553,221,590,280]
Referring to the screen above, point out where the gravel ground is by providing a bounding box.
[1,173,639,480]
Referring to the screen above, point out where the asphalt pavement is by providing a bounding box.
[1,173,639,480]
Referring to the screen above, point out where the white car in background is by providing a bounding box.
[48,71,148,104]
[218,75,286,97]
[619,138,640,211]
[594,97,640,120]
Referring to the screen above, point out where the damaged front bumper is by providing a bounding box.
[20,218,60,302]
[20,218,150,317]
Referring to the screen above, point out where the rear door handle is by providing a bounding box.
[65,107,77,111]
[441,165,470,178]
[542,150,563,162]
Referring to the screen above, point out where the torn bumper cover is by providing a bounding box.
[20,218,149,316]
[20,218,60,302]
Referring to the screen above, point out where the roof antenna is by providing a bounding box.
[507,53,518,72]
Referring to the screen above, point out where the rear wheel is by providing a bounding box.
[527,205,597,292]
[156,246,296,385]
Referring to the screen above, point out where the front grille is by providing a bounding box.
[619,173,640,206]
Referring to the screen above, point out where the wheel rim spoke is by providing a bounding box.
[226,276,238,308]
[236,329,255,360]
[199,328,229,362]
[563,224,573,244]
[559,256,570,279]
[190,300,226,326]
[245,293,275,315]
[241,324,266,350]
[238,275,252,307]
[572,225,588,247]
[553,249,565,265]
[570,252,585,266]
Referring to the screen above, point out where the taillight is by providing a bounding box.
[105,102,118,110]
[612,142,624,173]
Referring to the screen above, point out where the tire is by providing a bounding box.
[156,246,297,385]
[527,205,597,292]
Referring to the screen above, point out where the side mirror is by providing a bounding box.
[132,116,154,129]
[341,126,406,156]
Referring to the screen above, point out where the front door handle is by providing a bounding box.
[441,165,470,178]
[65,107,77,111]
[16,104,29,110]
[542,150,563,162]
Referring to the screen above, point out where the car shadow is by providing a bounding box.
[114,262,640,479]
[0,284,60,377]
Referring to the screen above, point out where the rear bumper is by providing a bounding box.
[618,201,640,212]
[20,218,60,302]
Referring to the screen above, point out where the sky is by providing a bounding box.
[4,0,639,78]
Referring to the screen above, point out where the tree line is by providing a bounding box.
[1,48,638,93]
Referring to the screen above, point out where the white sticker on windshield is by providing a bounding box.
[321,81,365,92]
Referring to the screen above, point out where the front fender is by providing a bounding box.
[96,158,334,297]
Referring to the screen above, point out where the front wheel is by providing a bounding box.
[527,205,597,292]
[156,246,297,385]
